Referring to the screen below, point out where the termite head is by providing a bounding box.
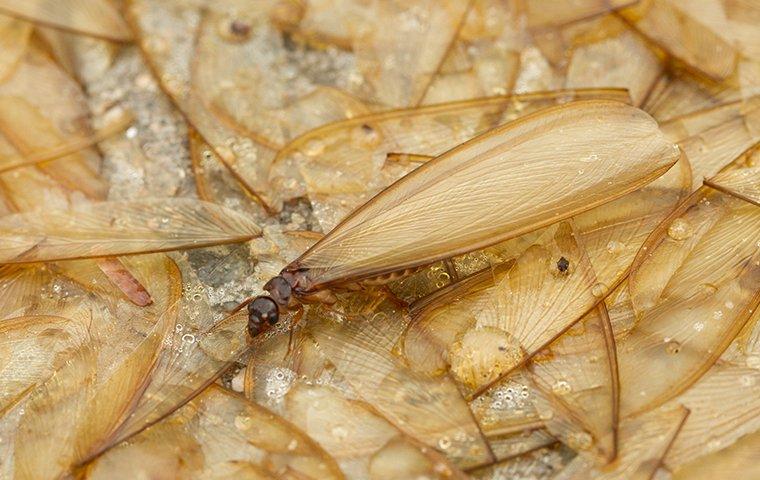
[247,296,279,337]
[246,275,293,338]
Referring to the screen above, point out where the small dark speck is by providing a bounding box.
[557,257,570,273]
[230,20,251,38]
[498,345,507,352]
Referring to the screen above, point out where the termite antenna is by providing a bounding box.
[247,296,279,337]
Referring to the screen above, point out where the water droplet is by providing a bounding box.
[234,414,253,431]
[303,138,325,156]
[693,322,704,332]
[667,218,693,240]
[438,436,452,450]
[567,431,594,451]
[539,409,555,420]
[713,310,724,320]
[665,340,681,355]
[331,426,348,440]
[552,379,572,395]
[591,283,607,297]
[746,356,760,369]
[700,283,718,296]
[287,439,298,451]
[606,240,625,254]
[724,301,735,310]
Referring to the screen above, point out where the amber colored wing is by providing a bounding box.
[0,0,131,42]
[292,100,679,289]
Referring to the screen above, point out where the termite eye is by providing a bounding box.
[247,297,279,337]
[557,256,570,273]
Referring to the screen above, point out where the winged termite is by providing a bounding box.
[247,100,678,335]
[84,385,345,480]
[0,0,132,42]
[553,406,688,480]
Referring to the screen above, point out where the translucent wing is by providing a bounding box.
[294,100,679,289]
[0,109,132,175]
[618,188,760,416]
[572,152,691,297]
[523,0,636,29]
[0,199,261,263]
[192,6,370,150]
[351,0,472,108]
[0,16,31,82]
[671,430,760,480]
[0,46,109,203]
[554,406,688,480]
[11,304,171,480]
[664,365,760,472]
[0,265,54,319]
[420,0,521,104]
[619,0,739,81]
[307,294,495,469]
[661,98,760,190]
[0,0,131,42]
[403,222,600,398]
[705,166,760,206]
[641,68,743,122]
[240,302,470,478]
[564,22,662,105]
[528,304,619,463]
[284,384,468,479]
[272,89,630,229]
[86,385,344,480]
[128,0,278,210]
[0,313,91,416]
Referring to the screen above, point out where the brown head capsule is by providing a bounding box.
[247,296,279,337]
[247,274,297,338]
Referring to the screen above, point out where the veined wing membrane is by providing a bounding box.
[0,199,261,263]
[294,100,679,289]
[705,166,760,206]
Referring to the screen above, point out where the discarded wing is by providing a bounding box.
[0,199,261,263]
